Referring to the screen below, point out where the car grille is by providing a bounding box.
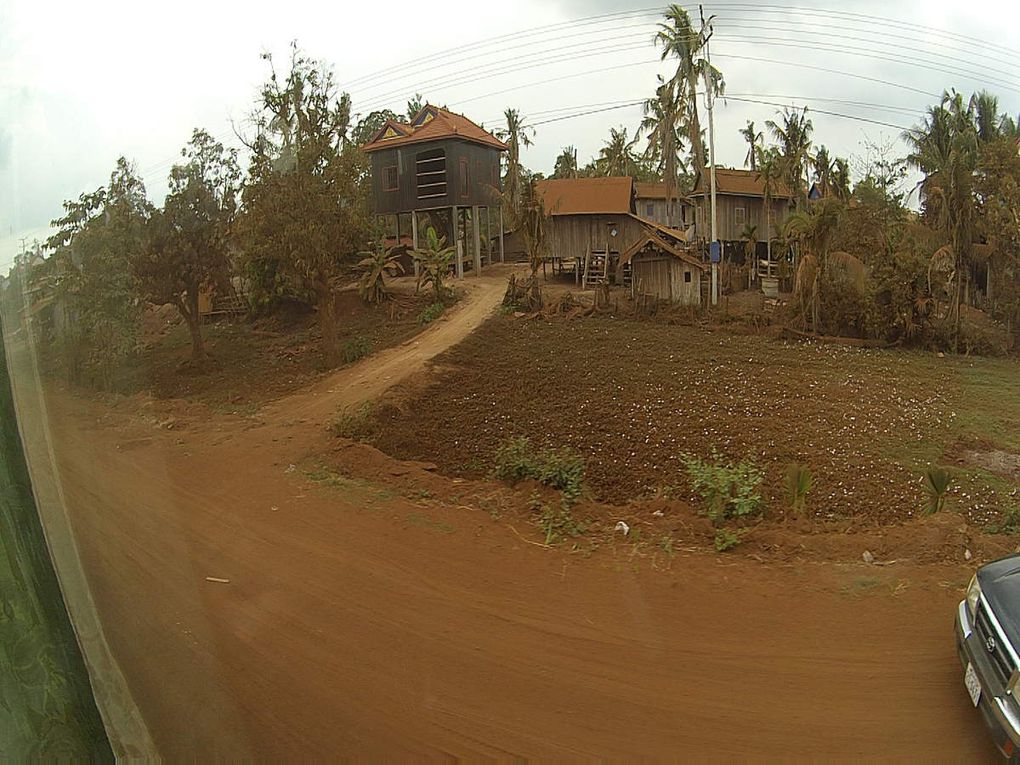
[975,600,1015,683]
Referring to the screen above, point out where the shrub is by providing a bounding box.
[682,450,765,523]
[714,528,744,552]
[494,437,585,504]
[340,336,371,364]
[785,463,813,515]
[536,503,587,545]
[922,465,953,515]
[987,504,1020,535]
[418,302,445,325]
[328,403,373,440]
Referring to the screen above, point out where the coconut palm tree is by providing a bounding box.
[755,145,784,268]
[783,197,844,330]
[640,75,686,226]
[654,4,722,185]
[552,146,579,179]
[904,90,979,350]
[832,157,852,200]
[740,120,762,172]
[811,145,833,197]
[597,126,641,177]
[767,107,813,208]
[498,108,535,226]
[971,90,1001,144]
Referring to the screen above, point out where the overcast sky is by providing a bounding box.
[3,0,1020,269]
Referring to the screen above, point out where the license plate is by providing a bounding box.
[965,662,982,707]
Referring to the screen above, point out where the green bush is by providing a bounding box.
[340,336,371,364]
[494,436,585,504]
[714,528,744,552]
[682,450,765,523]
[536,503,587,545]
[418,302,445,325]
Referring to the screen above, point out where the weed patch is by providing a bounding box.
[418,302,445,325]
[495,437,585,504]
[683,450,765,523]
[535,503,588,545]
[328,403,373,440]
[340,336,371,364]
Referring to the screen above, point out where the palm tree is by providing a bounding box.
[597,126,640,177]
[832,157,852,200]
[783,197,844,330]
[654,4,723,185]
[755,145,783,269]
[740,222,758,287]
[903,90,979,350]
[740,120,762,172]
[811,145,832,197]
[553,146,579,179]
[971,90,1001,144]
[498,108,535,226]
[640,75,686,226]
[767,107,813,208]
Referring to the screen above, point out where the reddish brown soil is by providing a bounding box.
[3,272,1002,759]
[365,314,1015,524]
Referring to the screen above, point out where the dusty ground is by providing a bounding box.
[365,312,1020,531]
[3,268,1005,759]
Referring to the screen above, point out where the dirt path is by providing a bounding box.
[261,275,507,424]
[4,272,1000,760]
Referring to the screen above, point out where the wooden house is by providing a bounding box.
[634,181,691,230]
[689,168,794,251]
[621,235,704,306]
[361,105,508,277]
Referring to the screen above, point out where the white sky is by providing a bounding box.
[3,0,1020,269]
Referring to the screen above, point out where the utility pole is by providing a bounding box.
[701,5,719,306]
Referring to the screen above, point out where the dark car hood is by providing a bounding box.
[979,555,1020,653]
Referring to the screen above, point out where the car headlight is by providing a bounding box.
[966,575,982,618]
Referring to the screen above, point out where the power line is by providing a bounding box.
[724,96,911,131]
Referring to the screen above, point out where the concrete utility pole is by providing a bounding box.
[701,5,719,306]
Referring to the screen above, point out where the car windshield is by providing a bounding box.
[2,1,1019,759]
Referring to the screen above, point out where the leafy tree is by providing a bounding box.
[357,241,403,303]
[655,4,722,184]
[46,158,150,387]
[641,75,686,225]
[831,157,852,200]
[740,120,762,172]
[784,197,844,330]
[352,109,399,146]
[767,107,813,207]
[134,129,239,364]
[498,108,535,226]
[236,43,372,362]
[405,93,425,122]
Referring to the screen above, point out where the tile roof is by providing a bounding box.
[361,105,508,153]
[691,167,794,199]
[534,177,634,215]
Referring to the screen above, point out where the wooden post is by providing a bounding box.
[472,205,481,275]
[411,210,419,279]
[486,207,491,265]
[452,205,463,278]
[499,208,505,263]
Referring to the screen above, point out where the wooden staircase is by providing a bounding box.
[583,248,609,289]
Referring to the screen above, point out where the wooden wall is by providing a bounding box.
[634,198,691,229]
[370,139,502,215]
[546,214,648,261]
[631,255,702,306]
[692,195,792,242]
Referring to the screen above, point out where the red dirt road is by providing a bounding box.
[7,277,1000,760]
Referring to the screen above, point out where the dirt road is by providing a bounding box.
[7,274,999,760]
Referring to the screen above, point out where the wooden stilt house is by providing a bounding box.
[360,105,508,277]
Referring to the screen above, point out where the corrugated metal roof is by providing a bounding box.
[361,105,508,153]
[634,181,682,200]
[691,168,794,199]
[535,177,634,215]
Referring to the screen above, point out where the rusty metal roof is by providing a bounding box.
[361,105,508,153]
[691,168,794,199]
[535,177,634,215]
[634,181,683,200]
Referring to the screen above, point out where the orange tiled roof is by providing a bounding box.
[691,167,793,199]
[361,105,508,153]
[535,177,634,215]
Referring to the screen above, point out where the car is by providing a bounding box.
[956,555,1020,760]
